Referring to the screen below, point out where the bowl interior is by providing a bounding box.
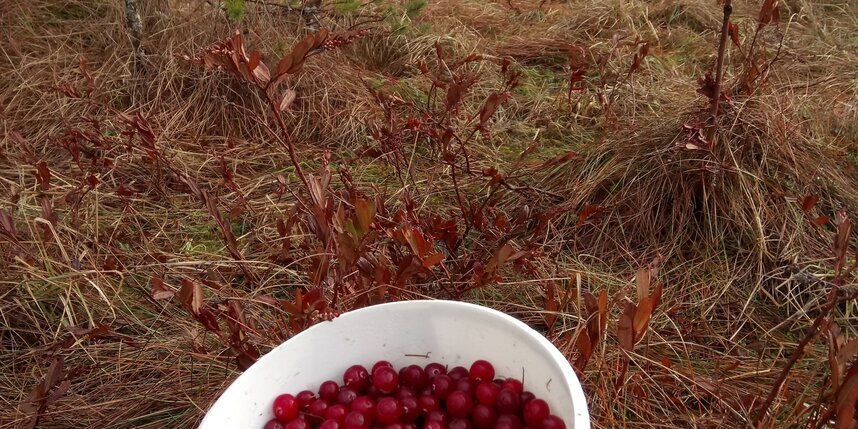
[200,300,589,428]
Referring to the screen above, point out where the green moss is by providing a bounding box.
[334,0,360,16]
[225,0,246,21]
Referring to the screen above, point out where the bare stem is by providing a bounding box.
[265,93,311,193]
[711,0,733,118]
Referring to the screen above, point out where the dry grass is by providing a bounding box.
[1,0,857,428]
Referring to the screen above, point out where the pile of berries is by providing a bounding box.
[264,360,566,429]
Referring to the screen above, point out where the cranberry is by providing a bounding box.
[284,419,308,429]
[337,388,358,405]
[399,365,428,389]
[445,390,474,418]
[447,366,468,381]
[540,415,566,429]
[425,410,448,423]
[454,378,476,397]
[418,394,440,413]
[496,389,521,414]
[448,418,474,429]
[308,399,329,418]
[343,365,371,392]
[400,395,419,422]
[372,360,393,373]
[501,379,523,394]
[319,420,340,429]
[350,396,376,419]
[375,397,403,424]
[372,365,399,393]
[469,360,495,382]
[324,404,349,423]
[519,391,535,405]
[384,424,406,429]
[471,404,498,429]
[522,399,550,426]
[264,419,285,429]
[424,362,447,378]
[495,414,523,429]
[431,374,454,399]
[343,411,369,429]
[423,421,446,429]
[475,381,500,405]
[273,394,300,422]
[295,390,316,409]
[319,380,340,402]
[395,386,417,399]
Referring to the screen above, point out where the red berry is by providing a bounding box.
[384,424,406,429]
[475,381,500,405]
[371,360,393,373]
[424,362,447,378]
[308,399,329,419]
[400,395,419,422]
[425,410,448,423]
[445,391,474,418]
[376,397,403,424]
[273,394,300,422]
[399,365,428,389]
[372,365,399,393]
[343,365,371,392]
[501,379,523,394]
[418,394,440,413]
[495,414,523,429]
[471,404,498,429]
[522,399,550,426]
[319,420,340,429]
[395,386,417,399]
[469,360,495,382]
[431,374,454,399]
[319,380,340,402]
[343,411,369,429]
[423,421,446,429]
[495,389,521,414]
[324,404,349,423]
[337,388,358,405]
[519,391,535,405]
[350,396,376,419]
[540,415,566,429]
[447,366,468,381]
[285,419,308,429]
[264,419,285,429]
[448,418,474,429]
[296,390,317,409]
[455,378,476,397]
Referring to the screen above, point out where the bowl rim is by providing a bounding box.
[201,299,591,428]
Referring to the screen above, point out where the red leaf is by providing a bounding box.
[422,252,445,269]
[728,22,741,48]
[835,361,858,429]
[179,278,204,315]
[151,277,174,301]
[633,296,653,343]
[814,216,830,226]
[35,161,51,191]
[577,204,602,226]
[758,0,780,29]
[635,267,650,302]
[618,302,636,351]
[801,195,819,213]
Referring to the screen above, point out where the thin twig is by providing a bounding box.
[711,0,732,119]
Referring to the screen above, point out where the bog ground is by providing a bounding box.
[1,0,858,428]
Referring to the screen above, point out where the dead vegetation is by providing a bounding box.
[1,0,857,428]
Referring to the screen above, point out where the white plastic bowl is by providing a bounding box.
[200,300,590,428]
